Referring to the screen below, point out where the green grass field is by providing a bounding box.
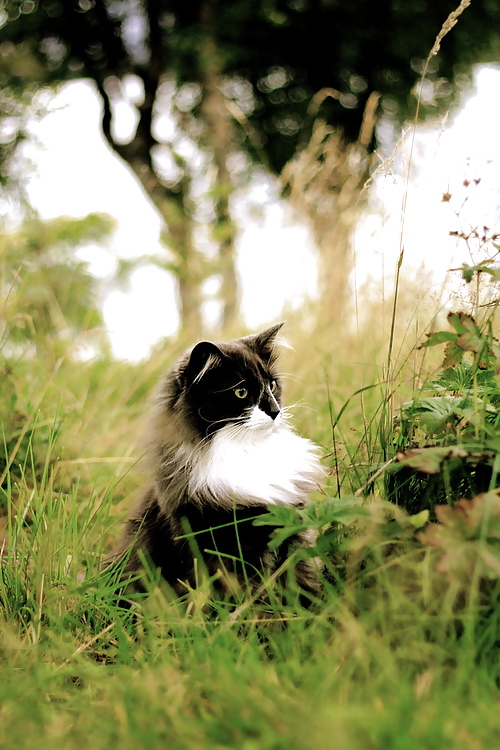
[3,290,500,750]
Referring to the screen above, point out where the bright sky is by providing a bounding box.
[23,65,500,360]
[356,64,500,282]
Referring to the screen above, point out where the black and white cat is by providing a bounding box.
[115,323,323,596]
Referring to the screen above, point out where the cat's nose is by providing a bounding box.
[262,393,280,420]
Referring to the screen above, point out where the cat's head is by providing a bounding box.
[163,323,285,439]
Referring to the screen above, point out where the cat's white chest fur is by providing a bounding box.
[189,410,323,505]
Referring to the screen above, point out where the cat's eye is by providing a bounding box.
[234,387,248,399]
[270,379,277,393]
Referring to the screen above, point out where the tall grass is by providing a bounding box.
[3,257,500,749]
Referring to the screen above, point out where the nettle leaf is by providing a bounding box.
[442,340,464,368]
[447,312,471,335]
[419,331,457,349]
[254,496,365,529]
[420,492,500,580]
[448,312,489,367]
[461,264,475,283]
[456,260,499,283]
[396,446,468,474]
[408,395,467,433]
[456,331,485,355]
[419,313,493,370]
[455,314,487,359]
[400,395,492,437]
[254,496,366,550]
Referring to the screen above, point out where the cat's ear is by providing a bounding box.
[185,341,223,384]
[244,322,285,362]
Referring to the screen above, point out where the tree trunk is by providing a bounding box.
[281,93,379,328]
[96,77,203,336]
[161,187,203,334]
[198,0,239,333]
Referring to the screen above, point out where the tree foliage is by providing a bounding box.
[2,0,498,165]
[0,0,499,330]
[173,0,500,171]
[0,212,114,354]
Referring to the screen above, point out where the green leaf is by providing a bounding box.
[419,331,457,349]
[449,314,490,367]
[442,341,464,368]
[396,446,468,474]
[416,396,463,433]
[461,264,475,283]
[454,260,497,283]
[419,492,500,580]
[455,315,486,356]
[482,267,500,281]
[253,496,366,549]
[408,509,430,528]
[447,312,470,335]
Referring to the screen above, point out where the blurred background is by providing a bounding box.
[1,0,500,361]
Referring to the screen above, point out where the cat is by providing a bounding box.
[113,323,324,600]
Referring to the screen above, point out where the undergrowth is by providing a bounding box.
[3,248,500,748]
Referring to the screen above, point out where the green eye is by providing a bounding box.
[270,380,277,393]
[234,387,248,399]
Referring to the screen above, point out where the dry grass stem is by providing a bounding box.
[428,0,472,59]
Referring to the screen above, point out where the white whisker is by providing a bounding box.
[278,372,304,385]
